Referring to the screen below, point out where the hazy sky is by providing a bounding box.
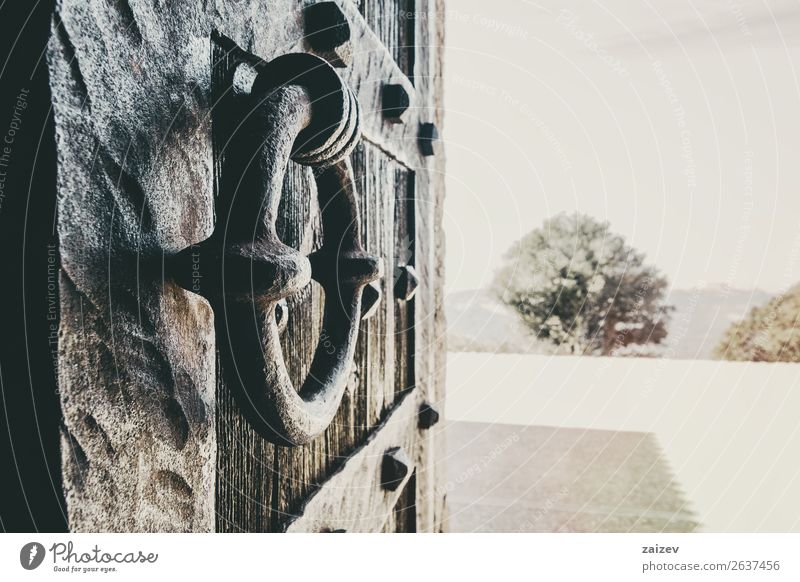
[443,0,800,294]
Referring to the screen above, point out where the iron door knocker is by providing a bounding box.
[169,50,383,446]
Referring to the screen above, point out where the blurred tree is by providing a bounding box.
[715,286,800,362]
[493,213,672,356]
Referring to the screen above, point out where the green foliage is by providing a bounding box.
[715,286,800,362]
[492,213,672,355]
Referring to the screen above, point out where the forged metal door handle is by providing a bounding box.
[169,52,382,446]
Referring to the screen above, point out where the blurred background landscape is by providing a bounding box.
[441,0,800,533]
[447,284,771,360]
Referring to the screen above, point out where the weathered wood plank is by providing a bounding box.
[216,0,447,533]
[284,389,417,532]
[407,0,448,533]
[431,0,448,532]
[356,0,416,80]
[394,168,416,401]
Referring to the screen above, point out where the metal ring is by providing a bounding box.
[170,53,381,446]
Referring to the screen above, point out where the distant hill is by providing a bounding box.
[445,289,550,354]
[662,286,771,359]
[446,285,772,360]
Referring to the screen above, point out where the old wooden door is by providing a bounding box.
[49,0,446,532]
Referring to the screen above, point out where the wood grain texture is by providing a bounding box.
[393,168,416,400]
[356,0,416,80]
[216,0,445,531]
[407,0,448,533]
[432,0,449,532]
[284,390,417,532]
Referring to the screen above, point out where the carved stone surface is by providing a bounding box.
[48,0,218,532]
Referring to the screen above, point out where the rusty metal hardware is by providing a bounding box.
[304,2,352,68]
[361,280,382,319]
[381,446,411,491]
[169,50,382,446]
[381,83,410,123]
[418,402,440,430]
[394,264,419,301]
[418,122,439,156]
